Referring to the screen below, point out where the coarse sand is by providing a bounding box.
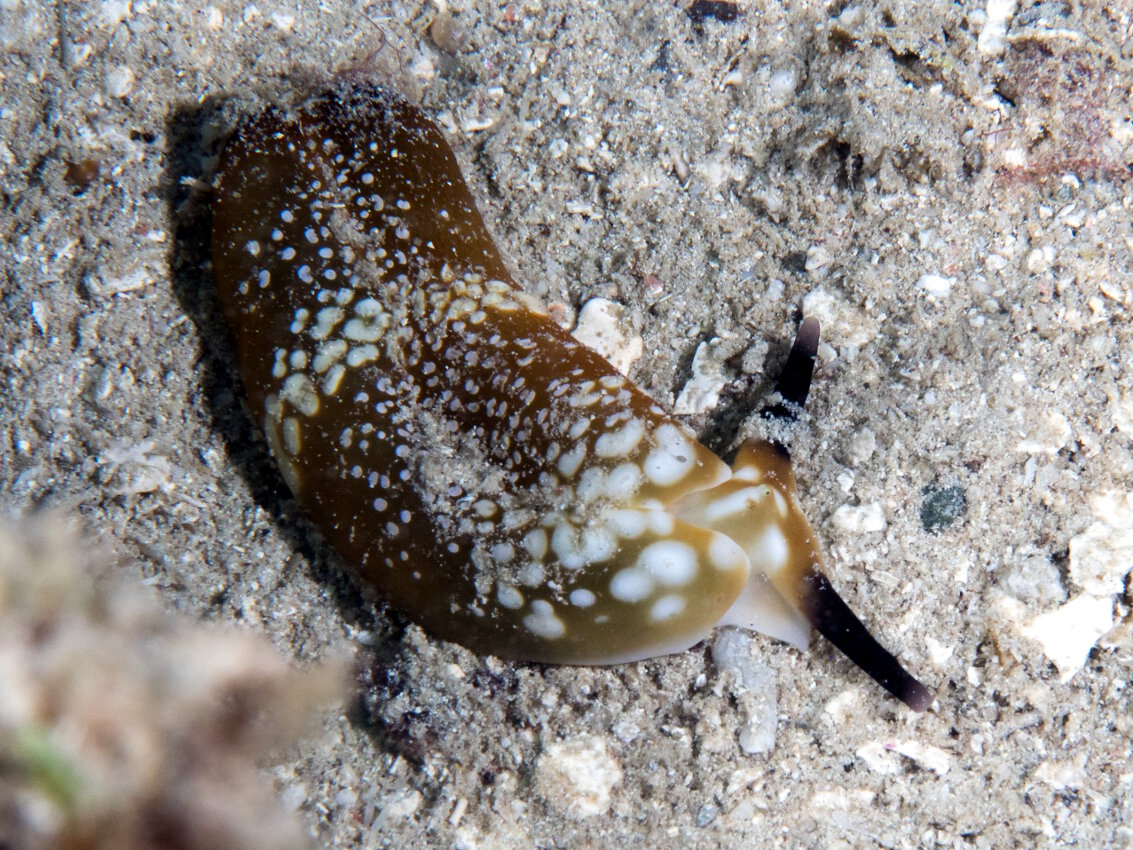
[1,2,1131,848]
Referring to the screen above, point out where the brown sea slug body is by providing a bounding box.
[211,83,931,711]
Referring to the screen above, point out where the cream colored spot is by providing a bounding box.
[473,500,498,518]
[522,528,548,561]
[497,584,524,610]
[731,464,762,482]
[444,296,477,321]
[610,568,652,603]
[648,511,675,536]
[523,600,565,639]
[281,374,320,416]
[569,389,602,408]
[322,362,346,396]
[491,542,515,564]
[568,418,591,440]
[481,292,518,311]
[754,525,789,573]
[263,401,300,495]
[272,349,288,379]
[650,595,686,621]
[551,523,584,570]
[311,306,345,340]
[594,418,645,458]
[347,344,379,367]
[289,308,309,334]
[638,540,697,586]
[576,467,606,503]
[313,339,348,373]
[605,463,642,501]
[343,302,390,341]
[281,416,301,456]
[580,526,617,564]
[643,423,696,486]
[708,533,747,571]
[772,489,788,517]
[512,290,550,317]
[518,562,545,587]
[699,485,772,523]
[605,509,646,539]
[570,588,596,607]
[557,443,587,479]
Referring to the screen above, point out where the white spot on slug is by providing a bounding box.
[650,595,686,621]
[569,588,596,607]
[280,374,319,417]
[311,306,345,340]
[594,418,644,458]
[522,528,548,561]
[551,523,584,570]
[322,363,346,396]
[708,533,747,571]
[610,568,653,602]
[638,540,697,586]
[281,416,301,456]
[518,562,545,587]
[754,525,789,574]
[313,339,348,373]
[605,509,646,539]
[643,424,695,486]
[497,584,524,610]
[580,526,617,564]
[523,600,565,638]
[347,344,379,367]
[557,443,587,479]
[698,486,773,523]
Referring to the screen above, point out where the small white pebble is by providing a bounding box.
[103,65,135,98]
[1033,756,1089,790]
[768,66,797,102]
[985,253,1010,272]
[1020,594,1115,682]
[673,339,731,415]
[271,12,295,31]
[805,245,830,272]
[1025,246,1054,275]
[917,273,955,298]
[1068,492,1133,597]
[830,501,886,534]
[534,735,623,818]
[977,0,1015,56]
[571,298,642,376]
[924,635,955,669]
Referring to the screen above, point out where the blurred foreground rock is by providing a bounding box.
[0,515,346,850]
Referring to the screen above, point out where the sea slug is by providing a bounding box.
[211,83,931,711]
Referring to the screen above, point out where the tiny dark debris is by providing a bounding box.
[781,250,808,274]
[920,484,967,532]
[687,1,742,26]
[64,158,100,193]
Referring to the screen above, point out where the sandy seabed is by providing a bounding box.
[1,1,1131,848]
